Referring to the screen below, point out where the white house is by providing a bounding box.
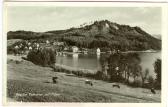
[29,46,32,50]
[46,40,50,44]
[72,46,79,53]
[36,43,40,48]
[28,42,31,46]
[53,42,64,46]
[96,48,101,53]
[64,47,68,51]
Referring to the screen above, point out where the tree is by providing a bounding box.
[140,69,149,87]
[27,47,56,67]
[132,64,141,83]
[125,53,141,83]
[107,53,121,82]
[96,55,109,80]
[147,75,155,88]
[154,59,161,89]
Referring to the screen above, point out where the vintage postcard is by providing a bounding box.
[2,1,168,107]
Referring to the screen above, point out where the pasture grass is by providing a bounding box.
[7,55,161,102]
[7,80,117,102]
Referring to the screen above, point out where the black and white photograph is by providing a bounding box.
[4,2,167,104]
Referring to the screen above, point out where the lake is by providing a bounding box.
[56,51,161,77]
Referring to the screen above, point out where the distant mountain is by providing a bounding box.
[7,20,161,51]
[153,34,161,40]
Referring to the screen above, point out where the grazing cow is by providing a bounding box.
[15,60,23,64]
[52,77,58,84]
[112,84,120,88]
[85,80,93,86]
[151,88,156,94]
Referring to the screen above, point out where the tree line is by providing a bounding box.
[96,53,161,89]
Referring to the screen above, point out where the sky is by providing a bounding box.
[7,6,161,35]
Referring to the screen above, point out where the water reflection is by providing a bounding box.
[72,53,78,68]
[97,53,100,60]
[100,52,161,80]
[56,51,161,77]
[72,53,79,58]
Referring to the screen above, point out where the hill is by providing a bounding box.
[7,20,161,51]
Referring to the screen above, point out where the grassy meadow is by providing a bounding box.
[7,55,161,102]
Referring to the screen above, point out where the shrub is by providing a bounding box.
[145,76,155,88]
[154,59,161,89]
[95,71,103,79]
[7,46,15,54]
[130,79,142,87]
[27,47,56,67]
[95,71,109,80]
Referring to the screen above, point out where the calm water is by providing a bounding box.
[139,51,161,76]
[56,51,161,76]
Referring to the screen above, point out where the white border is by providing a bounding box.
[2,2,168,107]
[0,0,3,106]
[4,1,168,6]
[3,0,168,3]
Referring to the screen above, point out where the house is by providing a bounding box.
[46,40,50,44]
[82,48,88,54]
[53,41,64,46]
[83,50,88,54]
[36,43,40,48]
[97,48,101,53]
[28,42,31,46]
[64,47,68,51]
[72,46,79,53]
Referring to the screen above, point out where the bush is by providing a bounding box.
[27,48,56,67]
[130,79,142,87]
[95,71,103,80]
[154,59,161,89]
[95,71,109,81]
[7,46,15,54]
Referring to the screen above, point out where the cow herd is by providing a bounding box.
[51,76,156,94]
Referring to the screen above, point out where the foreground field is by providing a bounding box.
[7,55,161,102]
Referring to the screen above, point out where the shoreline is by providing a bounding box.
[55,63,97,73]
[59,50,160,55]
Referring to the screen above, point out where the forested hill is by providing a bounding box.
[7,20,161,51]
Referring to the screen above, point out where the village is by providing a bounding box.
[8,39,121,57]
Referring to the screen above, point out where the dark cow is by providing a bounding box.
[112,84,120,88]
[151,88,156,94]
[52,77,58,84]
[85,80,93,86]
[15,60,23,64]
